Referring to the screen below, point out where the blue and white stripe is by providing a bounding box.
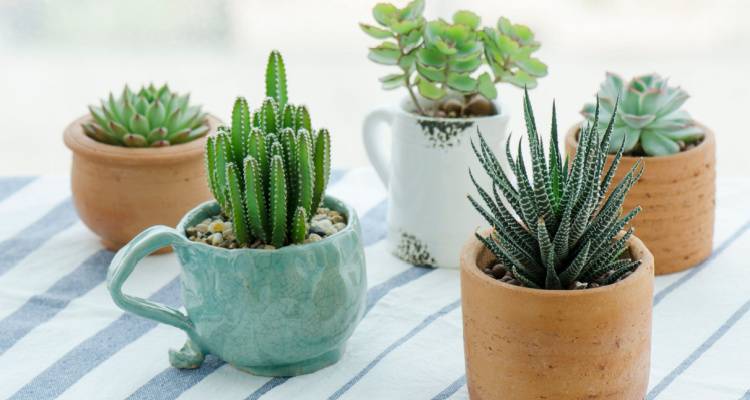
[0,172,749,399]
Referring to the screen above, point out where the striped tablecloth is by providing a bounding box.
[1,168,749,400]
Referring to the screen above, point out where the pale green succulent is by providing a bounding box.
[582,73,703,156]
[361,0,547,116]
[85,84,209,147]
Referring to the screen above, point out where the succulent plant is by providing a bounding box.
[582,73,703,156]
[205,51,331,248]
[85,84,209,147]
[361,0,547,117]
[469,89,643,290]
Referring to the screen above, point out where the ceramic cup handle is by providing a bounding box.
[107,225,195,337]
[362,107,394,187]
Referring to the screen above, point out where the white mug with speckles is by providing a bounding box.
[362,98,510,268]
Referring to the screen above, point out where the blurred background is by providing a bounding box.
[0,0,748,175]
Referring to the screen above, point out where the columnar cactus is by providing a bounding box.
[205,51,331,248]
[85,84,208,147]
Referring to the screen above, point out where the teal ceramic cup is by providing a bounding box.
[106,195,367,377]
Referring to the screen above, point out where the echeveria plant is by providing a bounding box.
[85,84,208,147]
[469,90,643,289]
[582,73,703,156]
[361,0,547,117]
[205,51,331,248]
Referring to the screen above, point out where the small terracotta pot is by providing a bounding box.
[64,115,220,252]
[565,125,716,275]
[460,230,654,400]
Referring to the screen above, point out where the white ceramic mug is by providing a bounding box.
[363,98,510,268]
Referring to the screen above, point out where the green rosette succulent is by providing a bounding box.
[85,84,209,147]
[470,90,643,289]
[205,51,331,248]
[361,0,547,116]
[582,73,703,156]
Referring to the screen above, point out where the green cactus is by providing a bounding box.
[84,84,208,147]
[469,89,643,289]
[361,0,547,116]
[582,73,704,156]
[205,51,332,248]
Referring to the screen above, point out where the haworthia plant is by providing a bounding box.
[84,84,209,147]
[361,0,547,115]
[205,50,331,248]
[582,73,704,156]
[469,89,644,290]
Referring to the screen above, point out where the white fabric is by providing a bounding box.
[0,170,748,400]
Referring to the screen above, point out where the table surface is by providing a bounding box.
[1,168,749,400]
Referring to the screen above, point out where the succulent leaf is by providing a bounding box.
[362,3,545,115]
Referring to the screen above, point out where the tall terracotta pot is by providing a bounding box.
[460,231,654,400]
[565,125,716,275]
[64,115,220,252]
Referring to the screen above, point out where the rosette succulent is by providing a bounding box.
[85,84,209,147]
[361,0,546,117]
[205,51,331,248]
[582,73,703,156]
[469,89,643,289]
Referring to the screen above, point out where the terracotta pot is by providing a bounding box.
[460,231,654,400]
[565,125,716,275]
[64,115,220,252]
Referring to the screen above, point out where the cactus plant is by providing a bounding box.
[469,89,644,289]
[84,84,209,147]
[205,50,331,248]
[581,73,704,156]
[361,0,547,117]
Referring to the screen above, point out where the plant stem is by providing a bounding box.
[396,33,426,116]
[405,77,426,116]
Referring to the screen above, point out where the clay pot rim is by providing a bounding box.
[396,96,508,122]
[565,121,715,164]
[174,195,358,254]
[460,228,654,297]
[63,114,222,165]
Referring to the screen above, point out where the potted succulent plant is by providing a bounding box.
[107,51,366,377]
[64,83,219,252]
[361,0,547,268]
[566,73,714,274]
[461,91,655,399]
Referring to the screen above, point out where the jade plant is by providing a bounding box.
[582,73,704,156]
[85,84,209,147]
[361,0,547,117]
[469,90,644,289]
[205,51,331,248]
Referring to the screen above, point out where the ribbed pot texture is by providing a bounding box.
[460,230,654,400]
[565,125,716,275]
[64,115,219,252]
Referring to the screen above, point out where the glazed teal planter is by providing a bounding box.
[106,195,367,377]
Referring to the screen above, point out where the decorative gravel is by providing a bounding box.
[482,262,633,290]
[186,207,347,249]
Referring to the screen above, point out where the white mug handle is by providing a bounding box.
[362,107,394,187]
